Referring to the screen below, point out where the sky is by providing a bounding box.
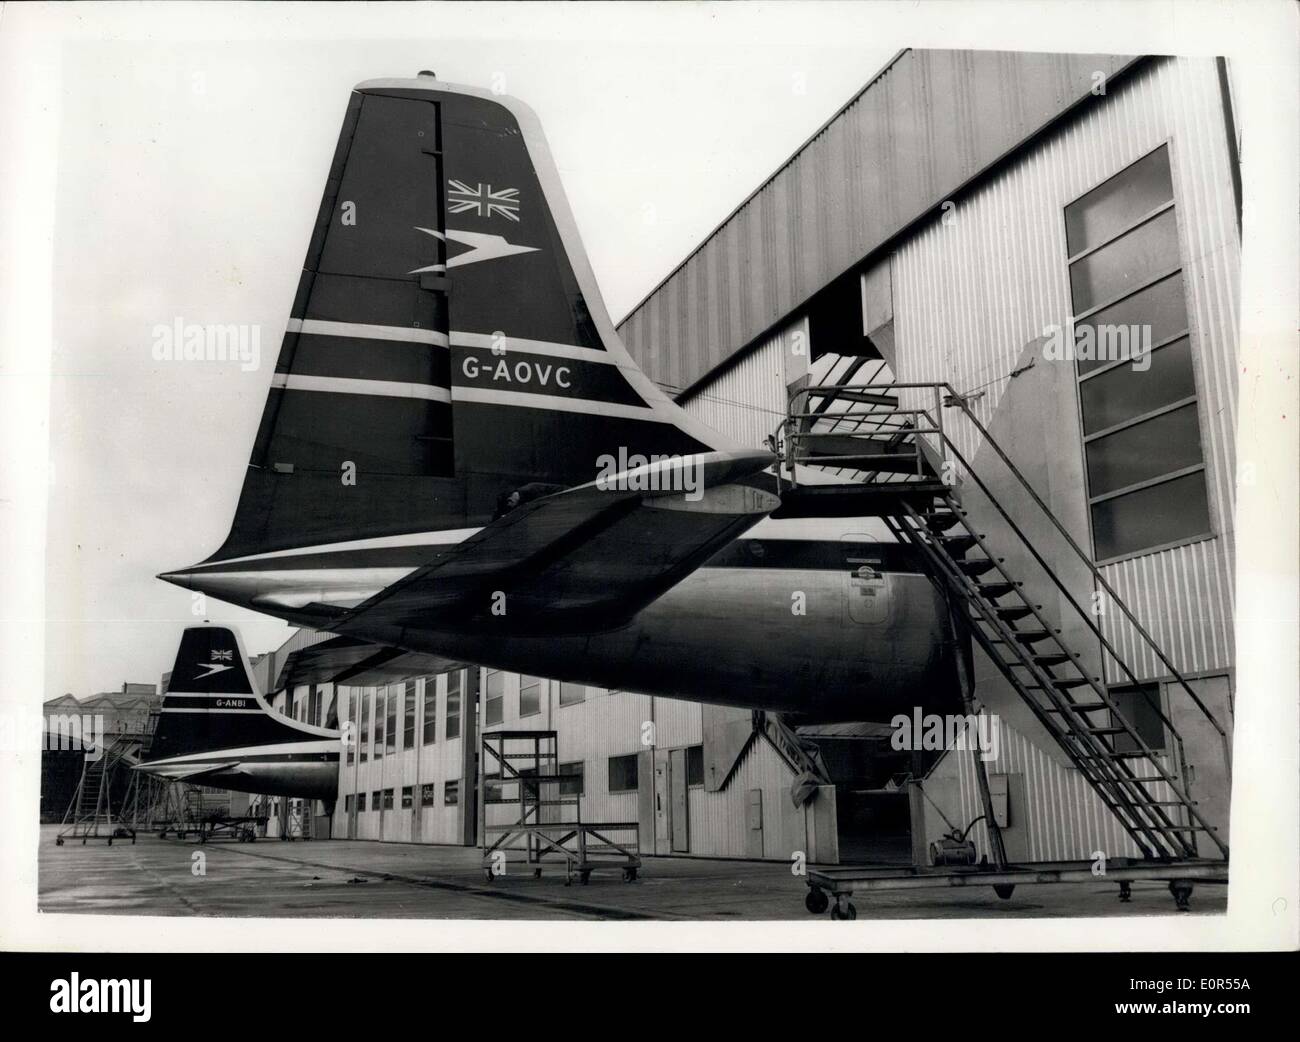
[33,7,895,699]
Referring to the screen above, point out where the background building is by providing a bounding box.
[258,50,1239,866]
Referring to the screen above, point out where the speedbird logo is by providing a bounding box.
[50,974,151,1022]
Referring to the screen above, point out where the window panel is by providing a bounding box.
[559,761,584,797]
[686,746,705,787]
[385,686,397,754]
[382,788,394,810]
[401,785,414,809]
[519,676,541,718]
[558,681,585,706]
[421,783,436,807]
[371,790,381,812]
[608,754,639,793]
[1069,208,1180,314]
[1075,272,1188,373]
[373,690,384,760]
[1091,471,1212,560]
[444,780,459,806]
[1108,684,1167,755]
[356,792,366,812]
[1080,337,1196,433]
[403,680,416,749]
[1085,404,1203,497]
[484,670,504,727]
[422,676,438,745]
[445,670,461,740]
[1066,146,1173,255]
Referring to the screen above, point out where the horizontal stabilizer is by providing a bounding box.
[338,450,777,637]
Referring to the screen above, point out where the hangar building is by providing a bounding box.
[254,50,1240,867]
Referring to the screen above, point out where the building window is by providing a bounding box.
[344,794,353,813]
[359,690,370,763]
[344,692,354,765]
[608,754,638,793]
[421,783,437,807]
[485,670,504,727]
[445,670,462,740]
[373,689,384,760]
[1108,684,1167,756]
[686,745,705,787]
[444,780,460,806]
[382,788,395,811]
[371,790,381,812]
[1065,144,1211,561]
[519,675,542,718]
[401,785,414,810]
[422,677,438,745]
[356,792,366,812]
[385,686,397,755]
[403,680,417,749]
[559,761,584,797]
[558,682,585,706]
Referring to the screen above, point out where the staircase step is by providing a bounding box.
[1041,701,1109,712]
[922,511,962,533]
[994,605,1034,621]
[974,582,1018,600]
[958,558,999,577]
[942,534,978,555]
[1032,653,1071,667]
[1012,629,1054,644]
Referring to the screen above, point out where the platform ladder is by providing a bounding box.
[56,734,141,845]
[778,378,1230,864]
[480,730,640,885]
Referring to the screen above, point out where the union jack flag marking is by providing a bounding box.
[447,180,521,222]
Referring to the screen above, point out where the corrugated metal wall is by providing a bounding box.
[618,50,1138,393]
[920,716,1178,861]
[889,56,1238,682]
[679,317,801,448]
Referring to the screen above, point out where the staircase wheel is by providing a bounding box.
[830,901,857,920]
[55,837,64,847]
[805,888,829,915]
[579,870,591,885]
[622,867,637,883]
[993,884,1015,900]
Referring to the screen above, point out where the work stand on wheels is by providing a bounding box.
[479,729,641,886]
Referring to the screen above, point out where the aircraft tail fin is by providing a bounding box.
[142,625,335,767]
[203,76,745,566]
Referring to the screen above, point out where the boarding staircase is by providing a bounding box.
[776,375,1230,862]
